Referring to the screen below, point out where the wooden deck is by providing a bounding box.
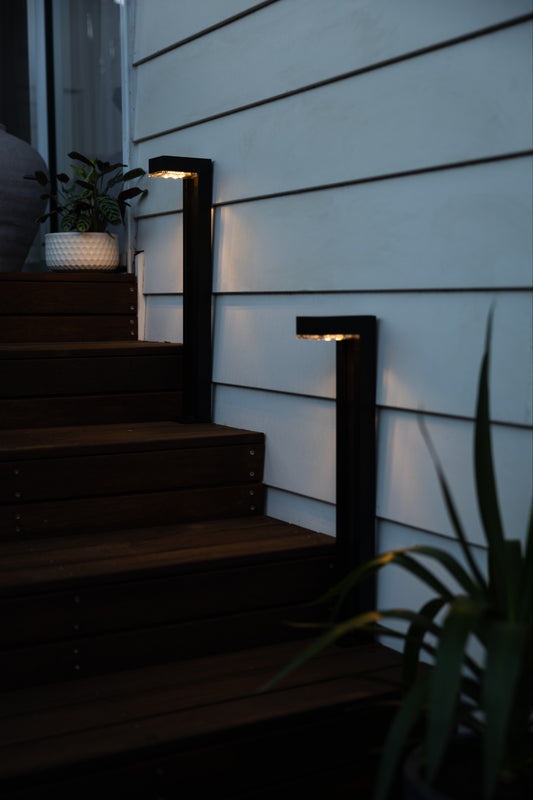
[0,274,397,798]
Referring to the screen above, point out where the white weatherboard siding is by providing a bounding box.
[213,292,533,425]
[135,23,532,204]
[130,0,533,618]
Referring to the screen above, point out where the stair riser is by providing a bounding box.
[0,274,138,343]
[0,274,137,315]
[0,484,265,540]
[0,393,183,429]
[1,593,331,690]
[0,316,137,343]
[0,355,182,397]
[0,444,264,502]
[1,556,333,650]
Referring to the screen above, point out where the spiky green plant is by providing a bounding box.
[25,151,146,233]
[263,313,532,799]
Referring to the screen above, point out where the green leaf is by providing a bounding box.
[97,160,124,174]
[76,217,91,232]
[408,546,482,598]
[374,675,430,800]
[261,607,441,695]
[60,214,76,231]
[474,311,507,611]
[56,173,70,184]
[419,416,487,591]
[96,196,121,225]
[68,150,93,166]
[392,553,455,600]
[258,610,383,692]
[24,169,49,186]
[121,167,145,182]
[519,502,533,621]
[483,621,525,799]
[427,595,486,782]
[403,597,448,687]
[118,186,145,202]
[74,179,93,192]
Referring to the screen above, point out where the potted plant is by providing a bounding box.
[263,312,532,800]
[25,151,146,271]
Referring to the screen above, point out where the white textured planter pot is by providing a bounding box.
[45,232,120,271]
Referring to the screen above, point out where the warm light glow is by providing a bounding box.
[296,333,361,341]
[149,169,196,180]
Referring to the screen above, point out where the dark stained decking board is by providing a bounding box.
[0,640,402,799]
[0,341,184,427]
[0,273,138,342]
[0,273,394,798]
[0,420,265,459]
[0,516,329,591]
[0,517,336,687]
[0,391,184,429]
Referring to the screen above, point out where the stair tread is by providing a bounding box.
[0,516,335,594]
[0,640,401,781]
[0,420,264,459]
[0,341,182,359]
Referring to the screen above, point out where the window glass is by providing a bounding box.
[52,0,122,172]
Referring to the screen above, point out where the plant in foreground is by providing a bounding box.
[263,313,532,800]
[25,150,146,233]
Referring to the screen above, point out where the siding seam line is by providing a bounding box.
[142,288,533,297]
[132,0,282,66]
[132,13,533,144]
[135,150,533,218]
[214,383,533,431]
[375,516,491,551]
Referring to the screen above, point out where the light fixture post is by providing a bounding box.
[296,315,377,614]
[149,155,214,422]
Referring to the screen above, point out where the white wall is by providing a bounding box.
[129,0,533,612]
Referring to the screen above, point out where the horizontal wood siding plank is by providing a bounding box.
[266,487,335,537]
[144,295,183,342]
[133,0,264,63]
[134,0,533,140]
[210,158,532,292]
[376,518,486,602]
[376,410,532,547]
[137,215,183,294]
[215,385,336,501]
[134,22,532,207]
[214,387,533,545]
[0,444,264,502]
[213,291,533,425]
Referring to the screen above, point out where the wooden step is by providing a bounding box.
[0,273,138,342]
[0,341,183,428]
[0,639,402,798]
[0,516,335,687]
[0,422,266,540]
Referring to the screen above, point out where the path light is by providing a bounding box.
[149,156,214,422]
[296,315,377,613]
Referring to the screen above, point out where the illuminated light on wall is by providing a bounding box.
[148,169,195,180]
